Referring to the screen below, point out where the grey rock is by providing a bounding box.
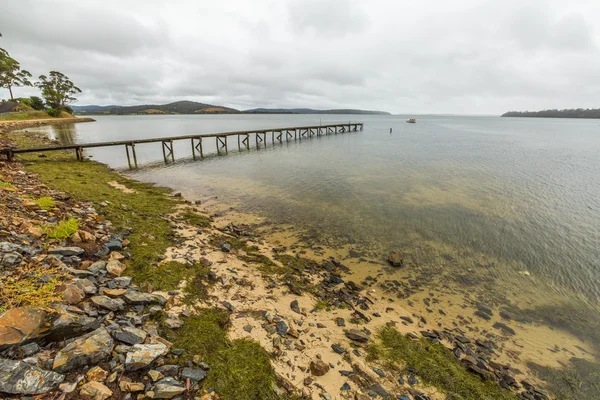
[220,242,231,252]
[164,318,182,329]
[91,295,125,311]
[290,300,301,314]
[105,240,123,251]
[180,367,207,382]
[20,342,41,357]
[156,364,180,376]
[87,261,107,275]
[344,329,370,342]
[114,276,132,288]
[75,278,98,295]
[123,290,164,305]
[125,343,167,371]
[47,305,98,342]
[0,358,65,394]
[48,247,85,257]
[112,326,147,345]
[153,377,185,399]
[52,328,114,373]
[0,242,22,253]
[2,252,22,267]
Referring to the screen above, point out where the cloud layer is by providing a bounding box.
[1,0,599,114]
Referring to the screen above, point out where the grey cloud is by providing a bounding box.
[1,0,600,113]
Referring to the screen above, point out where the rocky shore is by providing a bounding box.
[0,125,595,399]
[0,117,95,135]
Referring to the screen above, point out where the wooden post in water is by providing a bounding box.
[191,138,196,160]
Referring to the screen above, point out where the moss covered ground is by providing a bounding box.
[161,308,281,400]
[367,326,517,400]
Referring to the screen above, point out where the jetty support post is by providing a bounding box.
[162,140,174,164]
[125,143,138,169]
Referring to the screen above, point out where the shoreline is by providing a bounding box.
[0,124,597,399]
[0,117,95,134]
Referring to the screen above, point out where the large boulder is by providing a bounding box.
[0,358,64,395]
[53,327,114,373]
[0,307,50,351]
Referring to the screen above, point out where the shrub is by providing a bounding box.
[30,96,45,111]
[46,108,60,117]
[35,196,56,210]
[64,105,73,114]
[44,217,79,239]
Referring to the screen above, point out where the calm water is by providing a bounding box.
[39,115,600,310]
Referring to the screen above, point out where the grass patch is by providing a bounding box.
[162,308,280,400]
[367,326,516,400]
[528,358,600,400]
[0,180,15,189]
[35,196,56,210]
[9,131,177,286]
[183,211,212,228]
[314,300,332,311]
[0,270,67,313]
[44,217,79,239]
[139,261,213,304]
[0,111,54,121]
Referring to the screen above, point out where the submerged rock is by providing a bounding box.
[388,253,404,267]
[0,358,64,394]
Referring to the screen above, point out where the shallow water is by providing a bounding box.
[35,115,600,311]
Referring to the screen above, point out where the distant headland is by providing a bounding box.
[502,108,600,119]
[72,100,391,116]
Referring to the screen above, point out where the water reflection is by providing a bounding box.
[47,123,77,144]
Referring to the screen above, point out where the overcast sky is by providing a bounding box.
[1,0,599,114]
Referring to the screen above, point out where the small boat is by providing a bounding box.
[406,118,416,123]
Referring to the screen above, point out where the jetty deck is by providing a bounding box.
[1,122,363,168]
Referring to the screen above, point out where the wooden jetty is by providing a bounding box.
[1,122,363,169]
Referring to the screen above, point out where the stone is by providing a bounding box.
[331,344,345,354]
[493,322,516,335]
[474,310,492,321]
[76,278,98,295]
[2,252,22,267]
[87,261,107,274]
[106,260,126,277]
[310,359,330,376]
[336,317,345,327]
[64,283,86,304]
[148,370,164,381]
[124,290,163,305]
[91,295,125,311]
[112,326,148,345]
[0,358,64,394]
[181,367,207,382]
[48,247,85,257]
[0,307,49,351]
[388,253,403,267]
[79,381,113,400]
[156,364,180,376]
[119,379,145,392]
[103,288,127,297]
[220,242,231,252]
[153,377,185,399]
[105,240,123,251]
[47,305,98,342]
[86,366,108,382]
[52,328,114,373]
[345,329,370,342]
[20,342,41,357]
[290,299,301,314]
[125,343,168,371]
[164,318,182,329]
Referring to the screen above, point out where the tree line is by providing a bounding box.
[0,47,81,117]
[502,108,600,119]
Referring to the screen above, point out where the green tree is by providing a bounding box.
[0,48,33,100]
[29,95,45,110]
[35,71,81,111]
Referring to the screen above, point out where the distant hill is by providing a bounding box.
[72,100,239,115]
[73,101,390,116]
[244,108,391,115]
[502,108,600,119]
